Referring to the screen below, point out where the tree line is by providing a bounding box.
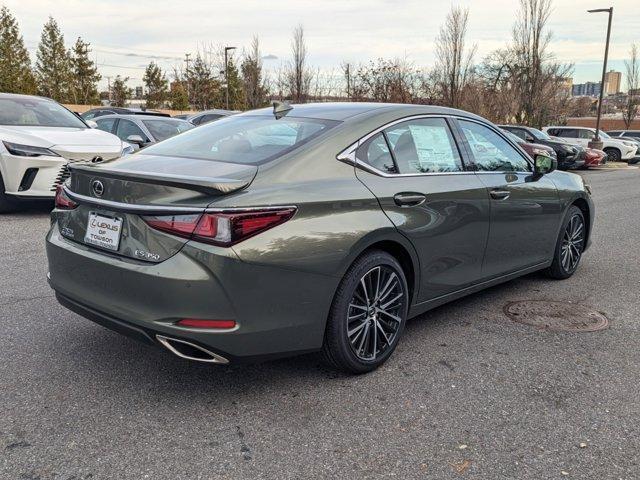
[1,1,638,127]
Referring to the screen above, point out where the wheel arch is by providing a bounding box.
[341,230,420,306]
[571,197,592,247]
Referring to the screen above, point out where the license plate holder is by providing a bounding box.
[84,212,123,251]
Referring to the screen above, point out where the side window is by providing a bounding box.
[459,120,531,172]
[116,119,148,142]
[95,118,116,133]
[356,133,396,173]
[509,128,527,140]
[559,129,578,138]
[200,114,223,125]
[579,129,594,139]
[384,118,463,173]
[83,111,96,120]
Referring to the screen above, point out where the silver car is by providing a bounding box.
[95,114,194,149]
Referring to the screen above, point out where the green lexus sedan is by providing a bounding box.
[46,103,594,373]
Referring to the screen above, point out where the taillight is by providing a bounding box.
[176,318,236,329]
[142,208,296,247]
[54,185,78,210]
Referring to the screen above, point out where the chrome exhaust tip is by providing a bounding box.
[156,335,229,364]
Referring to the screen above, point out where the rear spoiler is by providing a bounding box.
[68,162,256,196]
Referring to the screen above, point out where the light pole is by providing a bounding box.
[224,46,237,110]
[587,7,613,150]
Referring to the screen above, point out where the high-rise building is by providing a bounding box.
[604,70,622,95]
[572,82,601,97]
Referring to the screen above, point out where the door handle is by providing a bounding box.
[393,192,427,207]
[489,189,510,200]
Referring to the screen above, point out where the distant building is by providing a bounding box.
[572,82,601,97]
[604,70,622,95]
[135,86,144,100]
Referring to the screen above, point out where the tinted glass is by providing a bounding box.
[0,97,86,128]
[623,132,640,139]
[607,131,622,136]
[459,120,531,172]
[384,118,463,173]
[505,128,526,140]
[579,129,595,139]
[96,117,116,133]
[116,119,148,142]
[141,115,339,164]
[530,128,551,140]
[559,129,578,138]
[142,119,193,142]
[199,114,223,125]
[356,133,396,173]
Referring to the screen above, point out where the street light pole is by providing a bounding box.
[224,46,237,110]
[588,7,613,149]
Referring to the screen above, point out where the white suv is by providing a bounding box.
[543,126,638,162]
[0,93,133,212]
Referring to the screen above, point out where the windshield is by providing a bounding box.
[141,115,340,164]
[142,119,194,142]
[599,131,611,139]
[503,130,524,144]
[530,128,551,141]
[0,97,86,128]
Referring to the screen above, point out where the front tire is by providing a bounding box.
[603,147,621,162]
[322,250,409,374]
[0,174,17,213]
[545,205,586,279]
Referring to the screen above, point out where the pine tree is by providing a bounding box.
[223,56,246,110]
[0,6,36,94]
[35,16,72,102]
[143,62,168,108]
[169,81,190,110]
[241,36,269,109]
[186,54,219,110]
[110,75,132,107]
[70,37,101,105]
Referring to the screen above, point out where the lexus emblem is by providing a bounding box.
[91,180,104,197]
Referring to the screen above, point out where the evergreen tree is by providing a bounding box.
[169,81,190,110]
[186,54,219,110]
[35,16,72,102]
[0,6,36,94]
[69,37,101,105]
[110,75,132,107]
[223,56,246,110]
[143,61,168,108]
[241,36,269,109]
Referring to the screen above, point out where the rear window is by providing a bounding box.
[140,115,340,164]
[142,119,193,142]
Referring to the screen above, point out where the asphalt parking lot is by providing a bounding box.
[1,167,639,479]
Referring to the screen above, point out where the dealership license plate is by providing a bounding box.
[84,213,123,251]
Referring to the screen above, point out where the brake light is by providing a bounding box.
[54,185,78,210]
[176,318,236,329]
[142,208,296,247]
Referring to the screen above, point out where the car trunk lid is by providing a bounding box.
[56,154,257,262]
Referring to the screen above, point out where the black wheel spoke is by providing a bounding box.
[561,214,584,273]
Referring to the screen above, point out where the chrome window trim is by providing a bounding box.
[337,113,533,177]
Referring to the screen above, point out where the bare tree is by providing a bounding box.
[433,6,476,108]
[623,44,639,128]
[285,25,313,102]
[350,58,422,103]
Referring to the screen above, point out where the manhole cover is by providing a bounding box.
[503,300,609,332]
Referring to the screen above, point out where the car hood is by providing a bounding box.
[0,126,122,148]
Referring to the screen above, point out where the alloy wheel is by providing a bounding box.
[561,214,585,272]
[347,265,406,361]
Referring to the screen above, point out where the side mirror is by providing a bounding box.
[534,154,557,176]
[86,120,98,129]
[126,134,145,146]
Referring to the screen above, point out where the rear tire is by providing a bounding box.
[322,250,409,374]
[0,174,17,213]
[603,148,621,162]
[545,205,586,280]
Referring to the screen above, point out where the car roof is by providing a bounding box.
[96,114,188,122]
[0,92,56,102]
[190,109,237,117]
[242,102,487,122]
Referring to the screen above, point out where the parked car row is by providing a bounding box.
[543,126,638,163]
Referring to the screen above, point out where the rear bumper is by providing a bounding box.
[46,223,338,362]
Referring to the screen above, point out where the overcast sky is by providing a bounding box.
[3,0,639,90]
